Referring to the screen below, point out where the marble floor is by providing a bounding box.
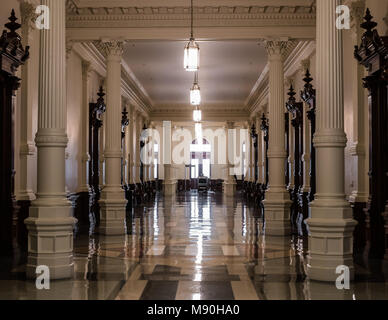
[1,191,388,300]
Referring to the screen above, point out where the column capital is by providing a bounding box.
[20,1,37,31]
[82,60,92,78]
[264,39,289,59]
[100,40,124,58]
[285,76,294,89]
[225,121,235,129]
[66,39,74,60]
[300,58,311,74]
[349,0,366,35]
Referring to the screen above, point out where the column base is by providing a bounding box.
[69,191,92,233]
[98,200,127,236]
[16,200,31,254]
[164,181,177,196]
[350,202,367,255]
[307,280,355,300]
[263,190,292,236]
[306,203,357,282]
[24,206,76,280]
[224,182,236,197]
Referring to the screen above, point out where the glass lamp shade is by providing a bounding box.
[193,109,202,122]
[190,84,201,106]
[184,39,200,71]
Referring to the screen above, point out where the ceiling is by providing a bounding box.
[123,40,267,109]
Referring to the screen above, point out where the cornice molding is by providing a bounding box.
[66,2,316,39]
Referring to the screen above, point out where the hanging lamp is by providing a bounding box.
[190,71,201,106]
[184,0,200,71]
[193,106,202,122]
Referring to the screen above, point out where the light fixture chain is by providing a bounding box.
[191,0,194,38]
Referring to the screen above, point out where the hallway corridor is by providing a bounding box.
[1,191,388,300]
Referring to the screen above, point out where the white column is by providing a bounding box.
[249,118,255,182]
[348,0,368,205]
[263,40,292,236]
[78,61,92,193]
[126,105,133,185]
[163,121,176,195]
[98,40,127,235]
[307,0,357,282]
[150,123,156,182]
[143,118,150,183]
[300,60,311,194]
[134,112,142,184]
[257,119,263,184]
[246,121,252,182]
[25,0,76,280]
[288,111,295,190]
[224,121,237,196]
[18,1,37,202]
[256,115,262,184]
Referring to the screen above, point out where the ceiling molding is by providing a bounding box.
[65,1,316,41]
[150,103,249,122]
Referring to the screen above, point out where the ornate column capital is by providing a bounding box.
[225,121,235,129]
[100,40,124,58]
[264,40,289,59]
[349,0,366,35]
[82,60,92,78]
[285,76,294,89]
[66,39,74,60]
[300,58,311,73]
[20,1,37,31]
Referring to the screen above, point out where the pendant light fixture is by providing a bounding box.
[184,0,200,71]
[190,71,201,106]
[193,106,202,122]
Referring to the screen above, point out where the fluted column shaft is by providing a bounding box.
[246,121,252,182]
[79,61,91,193]
[307,0,357,282]
[98,40,127,235]
[256,116,263,184]
[349,0,368,204]
[134,112,142,184]
[126,105,134,185]
[224,121,237,196]
[163,121,176,195]
[263,40,292,236]
[18,1,36,201]
[302,100,311,192]
[25,0,75,280]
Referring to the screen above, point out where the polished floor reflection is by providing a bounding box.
[1,191,388,300]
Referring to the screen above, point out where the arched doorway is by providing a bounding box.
[189,138,211,190]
